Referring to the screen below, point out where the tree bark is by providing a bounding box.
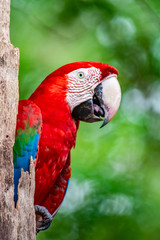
[0,0,36,239]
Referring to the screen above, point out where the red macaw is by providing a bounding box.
[13,61,121,232]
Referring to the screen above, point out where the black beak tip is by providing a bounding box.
[100,117,109,128]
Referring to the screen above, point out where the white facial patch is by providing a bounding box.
[66,67,101,112]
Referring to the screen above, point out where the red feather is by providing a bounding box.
[29,73,77,214]
[27,61,118,215]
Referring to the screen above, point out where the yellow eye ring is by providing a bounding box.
[78,72,85,79]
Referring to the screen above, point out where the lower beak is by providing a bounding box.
[72,74,121,128]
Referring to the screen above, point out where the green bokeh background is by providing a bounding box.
[11,0,160,239]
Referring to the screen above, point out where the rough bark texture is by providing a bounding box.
[0,0,36,239]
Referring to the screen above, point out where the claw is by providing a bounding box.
[35,205,53,234]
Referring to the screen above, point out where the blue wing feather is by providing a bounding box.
[13,100,42,204]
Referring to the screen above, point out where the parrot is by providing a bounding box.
[13,61,121,232]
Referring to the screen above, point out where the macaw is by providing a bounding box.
[13,61,121,232]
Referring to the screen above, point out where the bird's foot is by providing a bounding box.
[35,205,53,234]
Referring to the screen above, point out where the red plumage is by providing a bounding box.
[15,61,120,222]
[29,70,77,214]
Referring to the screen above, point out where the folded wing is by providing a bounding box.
[13,100,42,204]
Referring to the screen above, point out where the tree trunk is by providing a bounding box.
[0,0,36,239]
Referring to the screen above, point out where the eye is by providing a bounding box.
[78,72,85,79]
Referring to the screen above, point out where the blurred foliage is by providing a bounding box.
[10,0,160,239]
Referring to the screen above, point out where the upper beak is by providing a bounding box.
[72,74,121,128]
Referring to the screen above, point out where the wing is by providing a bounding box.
[13,100,42,204]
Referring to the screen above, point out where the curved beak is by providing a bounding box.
[72,74,121,128]
[99,74,121,127]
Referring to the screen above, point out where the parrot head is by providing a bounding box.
[31,61,121,128]
[50,61,121,127]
